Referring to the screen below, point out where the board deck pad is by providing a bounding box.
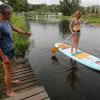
[55,43,100,71]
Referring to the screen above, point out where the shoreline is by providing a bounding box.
[25,15,100,25]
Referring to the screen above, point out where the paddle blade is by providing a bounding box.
[51,47,59,53]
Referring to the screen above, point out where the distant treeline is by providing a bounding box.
[1,0,100,16]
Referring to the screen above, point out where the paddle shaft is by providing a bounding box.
[62,35,71,43]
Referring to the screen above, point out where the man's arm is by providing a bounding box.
[12,26,32,36]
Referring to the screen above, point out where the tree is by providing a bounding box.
[38,4,49,13]
[91,6,96,14]
[60,0,81,15]
[48,4,60,13]
[0,0,29,12]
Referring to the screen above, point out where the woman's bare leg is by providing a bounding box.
[75,36,80,52]
[71,36,76,54]
[71,36,74,54]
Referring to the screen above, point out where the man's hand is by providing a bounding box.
[2,55,10,64]
[26,32,32,36]
[13,27,32,36]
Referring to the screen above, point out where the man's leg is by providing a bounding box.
[2,62,17,96]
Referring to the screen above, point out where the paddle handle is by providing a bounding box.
[62,36,71,43]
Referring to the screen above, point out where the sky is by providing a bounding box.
[0,0,100,6]
[27,0,100,6]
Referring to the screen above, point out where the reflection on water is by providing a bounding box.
[28,19,100,100]
[66,62,79,90]
[51,56,79,90]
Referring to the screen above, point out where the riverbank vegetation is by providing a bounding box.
[11,13,30,57]
[57,15,100,24]
[1,0,100,24]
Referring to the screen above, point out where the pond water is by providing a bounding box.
[28,19,100,100]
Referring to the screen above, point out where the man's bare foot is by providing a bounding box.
[7,91,18,97]
[12,80,20,84]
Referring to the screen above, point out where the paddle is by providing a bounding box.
[51,35,71,54]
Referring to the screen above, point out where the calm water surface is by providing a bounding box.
[28,19,100,100]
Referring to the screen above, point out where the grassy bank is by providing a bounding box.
[57,16,71,20]
[57,15,100,24]
[88,17,100,24]
[11,13,30,57]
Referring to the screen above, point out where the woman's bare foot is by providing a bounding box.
[12,80,20,84]
[7,91,18,97]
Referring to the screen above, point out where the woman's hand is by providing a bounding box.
[71,31,76,38]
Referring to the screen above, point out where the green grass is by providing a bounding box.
[89,17,100,23]
[57,16,71,20]
[11,13,30,57]
[56,14,100,24]
[57,15,100,24]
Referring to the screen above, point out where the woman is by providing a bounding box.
[70,10,84,54]
[0,4,31,96]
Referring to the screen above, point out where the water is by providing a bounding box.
[28,19,100,100]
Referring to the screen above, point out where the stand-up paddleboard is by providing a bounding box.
[55,43,100,71]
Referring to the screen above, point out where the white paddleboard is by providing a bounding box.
[55,43,100,71]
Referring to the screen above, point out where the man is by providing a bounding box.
[0,4,31,96]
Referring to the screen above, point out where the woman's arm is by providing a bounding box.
[69,19,73,33]
[81,17,91,24]
[69,19,76,37]
[12,26,32,36]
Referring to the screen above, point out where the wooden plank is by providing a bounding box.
[12,74,35,80]
[3,85,40,97]
[13,74,35,80]
[13,75,36,81]
[13,67,31,73]
[2,77,36,90]
[13,78,37,87]
[13,65,25,68]
[24,92,49,100]
[42,98,50,100]
[14,82,39,92]
[12,70,33,76]
[12,72,34,79]
[12,65,30,70]
[13,65,31,69]
[16,85,40,93]
[6,86,46,100]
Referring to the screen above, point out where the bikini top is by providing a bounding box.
[71,18,84,32]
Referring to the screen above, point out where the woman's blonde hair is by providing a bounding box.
[74,10,81,18]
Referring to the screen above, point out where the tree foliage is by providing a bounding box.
[60,0,81,15]
[0,0,28,12]
[29,4,60,13]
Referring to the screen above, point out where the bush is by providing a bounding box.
[11,13,30,57]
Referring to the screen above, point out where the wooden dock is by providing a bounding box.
[3,58,50,100]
